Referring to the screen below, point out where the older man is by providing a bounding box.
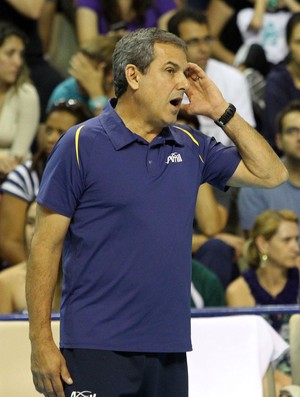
[26,28,287,397]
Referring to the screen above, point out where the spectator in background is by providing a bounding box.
[0,0,64,121]
[0,201,62,314]
[0,100,93,267]
[75,0,177,45]
[226,209,300,394]
[206,0,300,68]
[168,9,255,146]
[0,21,39,179]
[238,100,300,238]
[47,34,120,115]
[263,12,300,150]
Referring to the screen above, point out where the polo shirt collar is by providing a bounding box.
[100,99,184,150]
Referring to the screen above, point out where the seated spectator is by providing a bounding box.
[0,100,93,266]
[263,13,300,150]
[226,209,300,394]
[168,9,255,146]
[75,0,177,45]
[47,34,120,115]
[235,0,293,66]
[0,0,64,121]
[0,201,62,314]
[191,258,225,308]
[238,100,300,238]
[206,0,299,67]
[0,21,40,179]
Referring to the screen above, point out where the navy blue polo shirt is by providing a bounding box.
[37,99,241,352]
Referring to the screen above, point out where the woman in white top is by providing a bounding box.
[0,21,40,179]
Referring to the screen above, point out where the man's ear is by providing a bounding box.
[125,64,141,91]
[275,133,283,151]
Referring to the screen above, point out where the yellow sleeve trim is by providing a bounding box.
[75,125,85,167]
[173,125,204,163]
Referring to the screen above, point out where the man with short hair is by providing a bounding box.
[168,9,256,146]
[239,100,300,237]
[26,28,287,397]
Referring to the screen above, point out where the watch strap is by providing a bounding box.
[214,103,236,128]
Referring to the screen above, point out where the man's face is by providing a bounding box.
[177,21,212,70]
[276,111,300,161]
[136,42,190,128]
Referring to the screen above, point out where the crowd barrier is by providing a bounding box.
[1,306,299,397]
[0,304,299,321]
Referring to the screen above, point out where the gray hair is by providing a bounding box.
[112,27,187,98]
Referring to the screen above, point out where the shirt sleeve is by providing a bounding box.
[0,161,38,202]
[10,84,40,157]
[76,0,100,11]
[200,136,242,191]
[238,187,266,231]
[152,0,177,14]
[37,125,88,217]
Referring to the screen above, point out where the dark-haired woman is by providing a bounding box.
[0,100,93,266]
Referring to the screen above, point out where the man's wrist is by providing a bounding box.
[214,103,236,129]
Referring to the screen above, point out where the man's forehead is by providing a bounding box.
[153,42,188,66]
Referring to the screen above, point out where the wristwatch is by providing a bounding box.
[214,103,236,128]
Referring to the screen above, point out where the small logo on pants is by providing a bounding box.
[71,392,97,397]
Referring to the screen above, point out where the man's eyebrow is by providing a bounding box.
[164,61,189,73]
[164,61,180,69]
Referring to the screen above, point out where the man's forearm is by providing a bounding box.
[26,243,60,342]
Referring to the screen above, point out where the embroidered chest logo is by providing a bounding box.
[166,152,183,164]
[71,391,97,397]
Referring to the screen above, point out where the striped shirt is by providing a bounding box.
[1,160,39,202]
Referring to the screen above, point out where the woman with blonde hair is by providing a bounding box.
[226,209,300,394]
[0,21,40,179]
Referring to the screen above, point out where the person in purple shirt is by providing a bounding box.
[76,0,177,44]
[26,28,287,397]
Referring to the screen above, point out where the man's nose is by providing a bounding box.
[178,73,190,91]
